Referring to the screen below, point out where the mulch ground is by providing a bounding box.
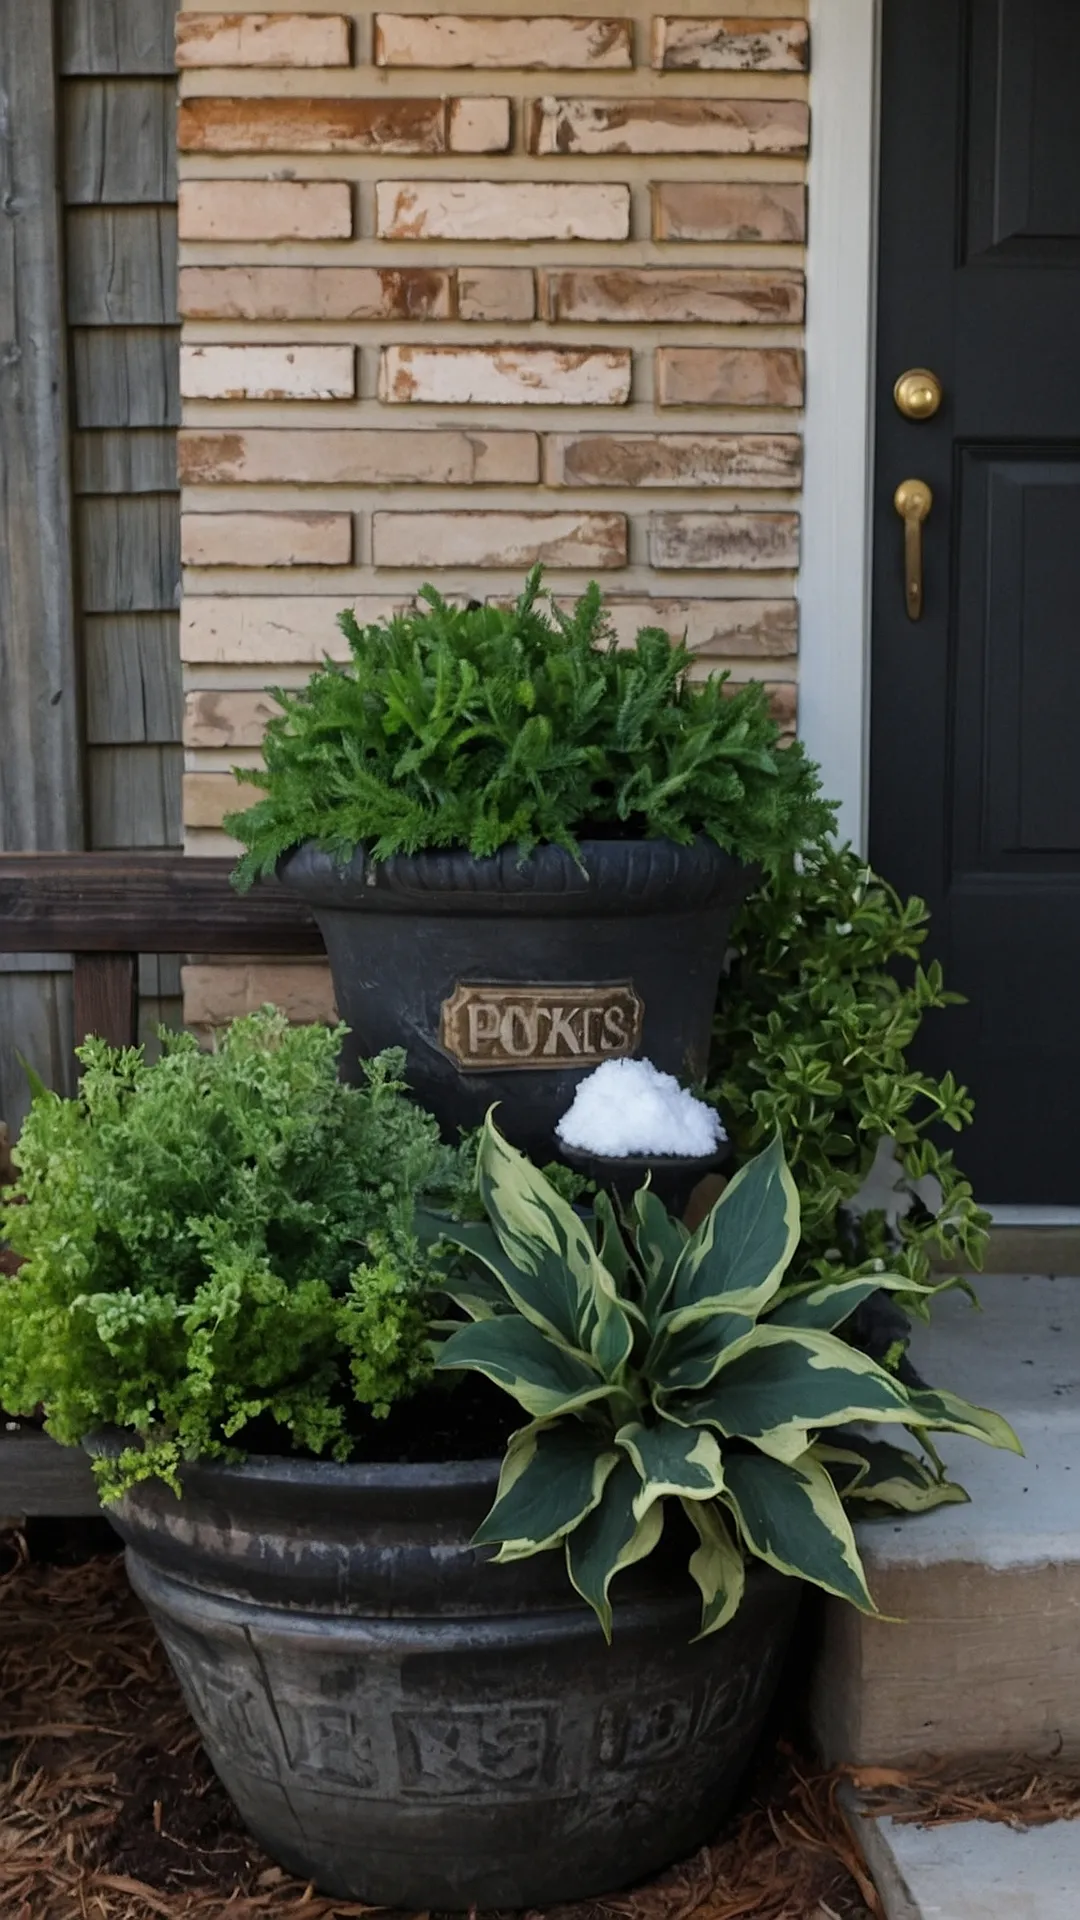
[3,1531,1079,1920]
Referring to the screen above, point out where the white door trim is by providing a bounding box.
[798,0,883,852]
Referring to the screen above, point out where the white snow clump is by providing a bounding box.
[555,1057,725,1160]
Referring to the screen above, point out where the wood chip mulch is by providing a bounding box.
[842,1756,1080,1831]
[0,1533,877,1920]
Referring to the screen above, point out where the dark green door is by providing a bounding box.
[871,0,1080,1202]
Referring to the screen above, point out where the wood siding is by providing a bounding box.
[0,0,183,1127]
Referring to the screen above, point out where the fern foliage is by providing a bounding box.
[226,570,834,886]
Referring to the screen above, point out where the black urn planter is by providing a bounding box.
[98,1448,799,1909]
[278,836,752,1157]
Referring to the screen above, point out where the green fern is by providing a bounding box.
[226,570,834,887]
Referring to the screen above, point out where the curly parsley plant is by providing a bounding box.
[0,1010,463,1497]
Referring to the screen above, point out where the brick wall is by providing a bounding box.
[177,2,808,1022]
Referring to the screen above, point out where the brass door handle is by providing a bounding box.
[894,478,933,620]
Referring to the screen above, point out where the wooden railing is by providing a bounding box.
[0,852,321,1050]
[0,851,323,1519]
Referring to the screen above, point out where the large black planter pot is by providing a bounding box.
[278,837,752,1157]
[99,1450,799,1909]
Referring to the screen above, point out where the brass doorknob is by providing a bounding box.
[894,368,943,421]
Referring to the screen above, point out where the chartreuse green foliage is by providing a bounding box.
[432,1118,1020,1640]
[0,1011,463,1498]
[225,568,834,886]
[713,838,990,1297]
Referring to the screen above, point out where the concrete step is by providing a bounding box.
[854,1807,1079,1920]
[812,1274,1080,1765]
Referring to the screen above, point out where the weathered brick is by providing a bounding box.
[178,180,353,243]
[179,344,355,401]
[375,181,629,242]
[447,97,512,153]
[183,770,249,830]
[182,962,336,1026]
[181,597,404,665]
[379,345,632,407]
[457,267,536,322]
[656,346,804,408]
[183,690,282,749]
[650,512,800,571]
[652,181,806,244]
[374,15,633,69]
[176,12,351,68]
[529,95,809,155]
[544,432,801,489]
[373,511,627,570]
[542,267,804,325]
[590,596,799,655]
[179,265,452,321]
[178,428,539,486]
[179,97,496,155]
[652,18,809,72]
[181,511,353,568]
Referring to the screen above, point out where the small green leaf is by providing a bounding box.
[565,1454,665,1640]
[669,1132,799,1320]
[617,1419,726,1519]
[474,1420,619,1553]
[723,1448,877,1613]
[435,1315,614,1419]
[683,1498,745,1637]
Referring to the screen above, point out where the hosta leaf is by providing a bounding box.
[625,1187,688,1317]
[593,1190,645,1309]
[435,1315,614,1419]
[648,1308,757,1394]
[669,1132,798,1320]
[566,1454,665,1640]
[664,1326,912,1456]
[723,1448,877,1613]
[683,1498,745,1637]
[766,1273,935,1334]
[616,1419,726,1520]
[478,1117,633,1373]
[903,1385,1023,1454]
[812,1434,969,1514]
[474,1420,619,1554]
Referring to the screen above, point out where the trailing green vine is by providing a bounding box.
[711,839,989,1300]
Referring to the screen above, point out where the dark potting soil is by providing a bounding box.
[238,1373,519,1468]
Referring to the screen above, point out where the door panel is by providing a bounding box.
[872,1,1080,1201]
[966,0,1080,259]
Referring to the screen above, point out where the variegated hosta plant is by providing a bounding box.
[432,1119,1020,1641]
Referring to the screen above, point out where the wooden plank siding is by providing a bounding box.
[60,0,184,1048]
[0,0,183,1129]
[0,2,83,1122]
